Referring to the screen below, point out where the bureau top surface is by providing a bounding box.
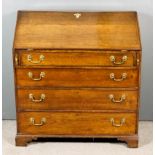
[13,11,141,50]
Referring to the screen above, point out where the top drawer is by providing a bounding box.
[18,50,137,67]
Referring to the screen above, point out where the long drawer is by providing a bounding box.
[16,68,138,87]
[18,112,137,135]
[17,89,138,111]
[19,50,136,67]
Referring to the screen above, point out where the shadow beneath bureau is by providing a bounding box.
[33,137,120,143]
[15,135,138,148]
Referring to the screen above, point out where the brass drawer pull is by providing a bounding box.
[29,94,45,103]
[28,72,45,81]
[15,54,19,65]
[109,94,126,103]
[110,118,125,127]
[27,55,45,64]
[110,55,127,65]
[30,117,46,126]
[110,73,127,81]
[74,13,81,19]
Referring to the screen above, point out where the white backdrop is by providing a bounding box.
[2,0,153,120]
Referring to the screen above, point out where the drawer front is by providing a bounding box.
[17,89,138,111]
[19,50,136,67]
[16,68,138,88]
[18,112,136,135]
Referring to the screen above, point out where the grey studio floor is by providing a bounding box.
[2,121,152,155]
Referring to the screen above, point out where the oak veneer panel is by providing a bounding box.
[18,112,136,135]
[19,50,136,67]
[17,89,138,111]
[14,11,141,50]
[16,68,138,88]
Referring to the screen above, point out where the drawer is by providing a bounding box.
[18,112,137,135]
[19,50,136,67]
[16,68,138,88]
[17,89,138,111]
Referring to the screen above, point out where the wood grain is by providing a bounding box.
[16,68,138,87]
[14,11,141,50]
[19,50,136,67]
[18,112,137,135]
[17,89,138,111]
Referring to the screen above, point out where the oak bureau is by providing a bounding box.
[13,11,141,147]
